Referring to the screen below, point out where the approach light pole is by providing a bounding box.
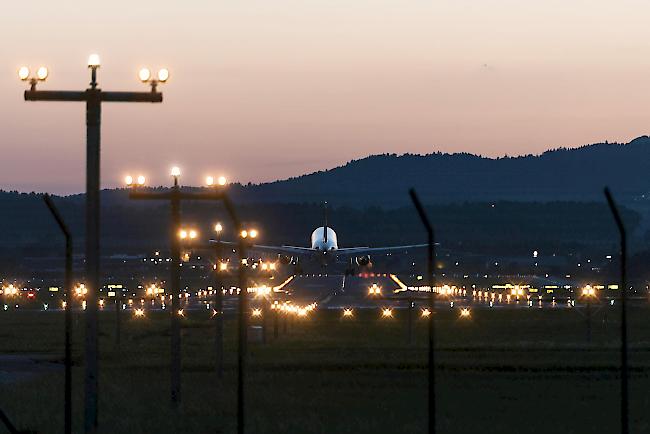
[213,221,225,378]
[20,56,166,434]
[127,169,240,408]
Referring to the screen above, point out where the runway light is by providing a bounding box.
[87,54,101,68]
[18,66,30,81]
[421,308,431,318]
[252,308,262,317]
[460,308,471,318]
[36,66,48,81]
[170,166,181,177]
[177,309,184,317]
[134,308,145,317]
[139,68,151,82]
[343,308,354,317]
[381,308,393,318]
[124,175,133,186]
[217,176,227,186]
[158,68,169,82]
[136,175,146,186]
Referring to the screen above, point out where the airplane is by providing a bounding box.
[210,203,428,274]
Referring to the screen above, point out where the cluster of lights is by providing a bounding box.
[260,262,277,271]
[146,284,164,296]
[275,301,317,317]
[249,285,272,296]
[206,176,227,187]
[18,66,49,82]
[582,285,596,297]
[125,175,146,187]
[74,284,88,297]
[179,229,198,240]
[2,284,18,296]
[240,229,259,239]
[368,283,381,296]
[20,55,168,90]
[138,67,169,84]
[381,308,393,318]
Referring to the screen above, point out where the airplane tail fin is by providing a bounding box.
[323,201,328,243]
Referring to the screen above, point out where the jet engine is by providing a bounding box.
[355,255,371,267]
[278,254,294,265]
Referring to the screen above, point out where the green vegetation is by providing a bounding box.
[1,307,650,433]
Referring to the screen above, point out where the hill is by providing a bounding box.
[233,136,650,206]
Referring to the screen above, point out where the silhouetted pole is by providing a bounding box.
[129,179,241,410]
[604,187,628,434]
[273,304,279,338]
[409,188,436,434]
[170,180,182,406]
[23,57,163,433]
[586,296,592,344]
[237,236,248,434]
[115,288,121,347]
[213,240,224,378]
[43,194,73,434]
[0,408,23,434]
[408,297,414,345]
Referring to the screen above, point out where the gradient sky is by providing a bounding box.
[2,0,650,194]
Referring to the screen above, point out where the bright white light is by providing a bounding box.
[240,230,248,239]
[217,176,227,186]
[189,229,198,239]
[158,68,169,82]
[87,54,101,67]
[124,175,133,186]
[137,175,146,185]
[249,229,258,239]
[170,166,181,177]
[139,68,151,82]
[18,66,30,81]
[36,66,48,80]
[179,229,188,239]
[206,176,214,186]
[214,223,223,232]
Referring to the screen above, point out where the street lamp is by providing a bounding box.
[21,55,165,432]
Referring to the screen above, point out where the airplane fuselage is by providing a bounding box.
[311,226,338,252]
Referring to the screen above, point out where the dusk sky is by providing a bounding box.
[2,0,650,194]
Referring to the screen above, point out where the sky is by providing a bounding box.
[2,0,650,194]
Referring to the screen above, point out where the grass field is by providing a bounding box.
[1,304,650,433]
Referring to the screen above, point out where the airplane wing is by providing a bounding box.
[209,240,314,255]
[335,244,430,255]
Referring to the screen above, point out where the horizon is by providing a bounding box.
[1,134,645,196]
[3,1,650,194]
